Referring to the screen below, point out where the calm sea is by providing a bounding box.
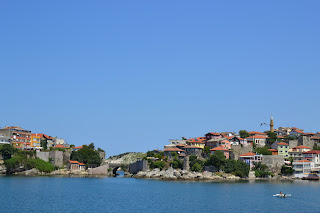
[1,173,320,213]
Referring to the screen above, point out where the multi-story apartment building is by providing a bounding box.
[0,126,31,148]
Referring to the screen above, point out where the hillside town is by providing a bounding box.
[0,126,106,175]
[149,116,320,180]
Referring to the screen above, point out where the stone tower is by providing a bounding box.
[270,115,274,132]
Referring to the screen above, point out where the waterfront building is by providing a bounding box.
[67,160,85,171]
[239,152,262,170]
[289,145,311,161]
[292,160,314,178]
[302,150,320,170]
[210,147,229,159]
[0,126,31,148]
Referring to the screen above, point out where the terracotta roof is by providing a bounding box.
[31,133,52,139]
[246,135,267,139]
[221,139,230,143]
[188,140,205,144]
[73,146,83,149]
[248,131,266,135]
[292,145,311,149]
[184,145,202,149]
[207,132,221,136]
[79,163,85,166]
[239,152,256,157]
[303,150,320,154]
[176,144,186,147]
[210,146,229,151]
[305,132,315,135]
[54,144,67,149]
[268,149,278,152]
[164,147,185,152]
[297,160,311,163]
[310,136,320,140]
[277,142,289,146]
[293,130,304,134]
[277,136,285,139]
[69,160,79,164]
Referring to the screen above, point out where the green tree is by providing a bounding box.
[88,143,95,150]
[255,146,272,155]
[239,130,250,138]
[253,162,270,177]
[191,163,202,172]
[146,151,155,157]
[171,152,178,157]
[205,151,226,170]
[204,146,211,155]
[40,139,47,150]
[281,165,293,176]
[0,144,15,160]
[70,144,101,167]
[267,131,278,144]
[70,144,75,147]
[154,161,165,170]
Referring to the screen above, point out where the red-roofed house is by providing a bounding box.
[54,144,68,149]
[164,147,185,157]
[72,146,83,151]
[268,149,278,155]
[303,150,320,169]
[248,131,267,137]
[67,160,86,171]
[290,129,304,137]
[229,136,249,146]
[289,145,312,161]
[246,135,267,147]
[205,132,222,140]
[271,142,289,157]
[210,147,229,159]
[239,152,262,169]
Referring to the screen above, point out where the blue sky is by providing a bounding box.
[1,1,319,156]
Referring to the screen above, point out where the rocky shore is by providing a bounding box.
[133,168,241,181]
[133,168,296,181]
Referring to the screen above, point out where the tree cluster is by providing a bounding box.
[70,143,102,167]
[205,151,250,177]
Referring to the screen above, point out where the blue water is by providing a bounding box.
[1,174,320,213]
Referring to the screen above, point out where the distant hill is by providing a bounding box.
[104,152,146,164]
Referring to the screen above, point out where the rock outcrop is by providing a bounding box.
[134,168,241,181]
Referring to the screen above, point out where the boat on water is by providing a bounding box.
[273,194,291,198]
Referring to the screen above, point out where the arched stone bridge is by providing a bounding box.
[107,162,130,176]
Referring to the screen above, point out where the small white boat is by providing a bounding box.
[273,194,291,198]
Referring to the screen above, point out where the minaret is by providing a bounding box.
[270,115,274,132]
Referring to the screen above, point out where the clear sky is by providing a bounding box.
[1,1,319,156]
